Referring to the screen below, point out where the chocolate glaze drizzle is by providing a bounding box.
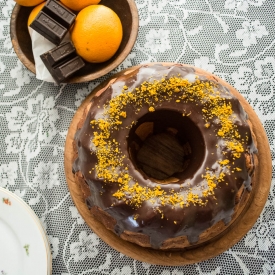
[73,64,257,249]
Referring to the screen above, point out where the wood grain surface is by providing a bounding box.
[64,63,272,265]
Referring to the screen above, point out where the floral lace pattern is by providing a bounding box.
[0,0,274,274]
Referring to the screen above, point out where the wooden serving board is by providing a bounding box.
[64,64,272,265]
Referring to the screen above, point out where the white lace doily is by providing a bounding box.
[0,0,274,274]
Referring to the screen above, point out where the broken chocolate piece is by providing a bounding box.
[40,41,85,84]
[30,11,67,45]
[43,0,76,28]
[30,0,76,45]
[55,55,85,82]
[41,40,76,66]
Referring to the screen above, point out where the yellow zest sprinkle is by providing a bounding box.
[120,111,127,118]
[219,159,230,166]
[90,75,247,210]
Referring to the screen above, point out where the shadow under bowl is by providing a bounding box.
[10,0,139,83]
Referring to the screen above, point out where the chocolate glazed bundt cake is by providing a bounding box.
[72,63,257,250]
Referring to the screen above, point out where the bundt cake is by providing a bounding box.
[72,63,257,250]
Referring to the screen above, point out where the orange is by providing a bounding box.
[27,2,46,27]
[70,5,123,63]
[15,0,44,7]
[60,0,101,11]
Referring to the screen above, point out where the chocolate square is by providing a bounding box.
[40,41,85,84]
[44,0,76,28]
[30,11,67,45]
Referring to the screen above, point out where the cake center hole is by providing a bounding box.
[128,110,205,182]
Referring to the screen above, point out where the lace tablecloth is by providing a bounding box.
[1,0,275,274]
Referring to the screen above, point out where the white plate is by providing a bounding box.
[0,187,52,275]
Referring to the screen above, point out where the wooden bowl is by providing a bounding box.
[10,0,139,83]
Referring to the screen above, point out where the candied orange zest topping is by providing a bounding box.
[90,75,246,209]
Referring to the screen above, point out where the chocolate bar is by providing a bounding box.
[30,0,76,45]
[55,56,85,82]
[43,0,76,28]
[30,11,68,45]
[40,41,85,84]
[41,40,76,66]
